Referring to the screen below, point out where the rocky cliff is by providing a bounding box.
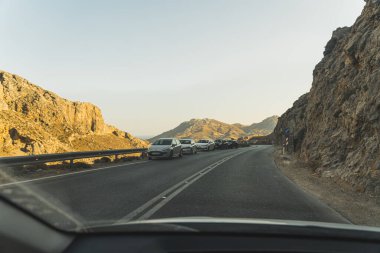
[150,116,278,142]
[0,70,147,156]
[274,0,380,194]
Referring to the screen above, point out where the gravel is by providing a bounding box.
[273,148,380,227]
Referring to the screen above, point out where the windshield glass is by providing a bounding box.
[0,0,379,233]
[153,139,172,145]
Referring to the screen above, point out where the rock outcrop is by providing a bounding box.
[274,0,380,194]
[0,70,147,156]
[150,116,278,142]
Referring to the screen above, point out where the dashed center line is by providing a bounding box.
[115,148,252,224]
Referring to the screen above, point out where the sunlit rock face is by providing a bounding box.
[274,1,380,194]
[0,70,147,156]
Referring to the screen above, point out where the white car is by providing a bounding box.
[179,139,197,154]
[148,138,182,159]
[196,139,215,151]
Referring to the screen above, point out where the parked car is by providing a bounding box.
[196,139,215,151]
[238,140,250,147]
[148,138,182,159]
[179,139,197,154]
[215,139,228,150]
[226,139,239,149]
[214,139,222,149]
[237,138,250,147]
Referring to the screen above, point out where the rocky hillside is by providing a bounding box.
[274,0,380,194]
[0,70,147,156]
[242,116,279,135]
[150,116,278,142]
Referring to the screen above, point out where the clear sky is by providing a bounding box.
[0,0,364,136]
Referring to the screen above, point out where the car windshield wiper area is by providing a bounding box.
[2,198,380,253]
[87,220,199,233]
[86,217,380,240]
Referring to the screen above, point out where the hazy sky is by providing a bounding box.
[0,0,364,136]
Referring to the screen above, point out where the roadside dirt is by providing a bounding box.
[273,148,380,227]
[0,155,145,185]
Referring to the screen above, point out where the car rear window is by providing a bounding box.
[153,139,172,145]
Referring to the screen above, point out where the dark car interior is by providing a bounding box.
[1,197,380,253]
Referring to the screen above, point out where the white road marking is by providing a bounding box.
[115,148,252,223]
[0,161,148,187]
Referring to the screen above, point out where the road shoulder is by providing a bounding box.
[273,147,380,226]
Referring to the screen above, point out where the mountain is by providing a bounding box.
[149,116,278,142]
[273,0,380,194]
[243,116,279,135]
[0,70,147,156]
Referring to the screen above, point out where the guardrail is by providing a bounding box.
[0,148,148,168]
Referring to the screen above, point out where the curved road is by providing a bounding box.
[1,146,349,228]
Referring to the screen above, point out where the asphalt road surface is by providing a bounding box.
[0,146,349,228]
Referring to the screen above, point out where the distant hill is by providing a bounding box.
[242,116,279,135]
[0,70,147,156]
[149,116,278,142]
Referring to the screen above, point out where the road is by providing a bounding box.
[0,146,349,228]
